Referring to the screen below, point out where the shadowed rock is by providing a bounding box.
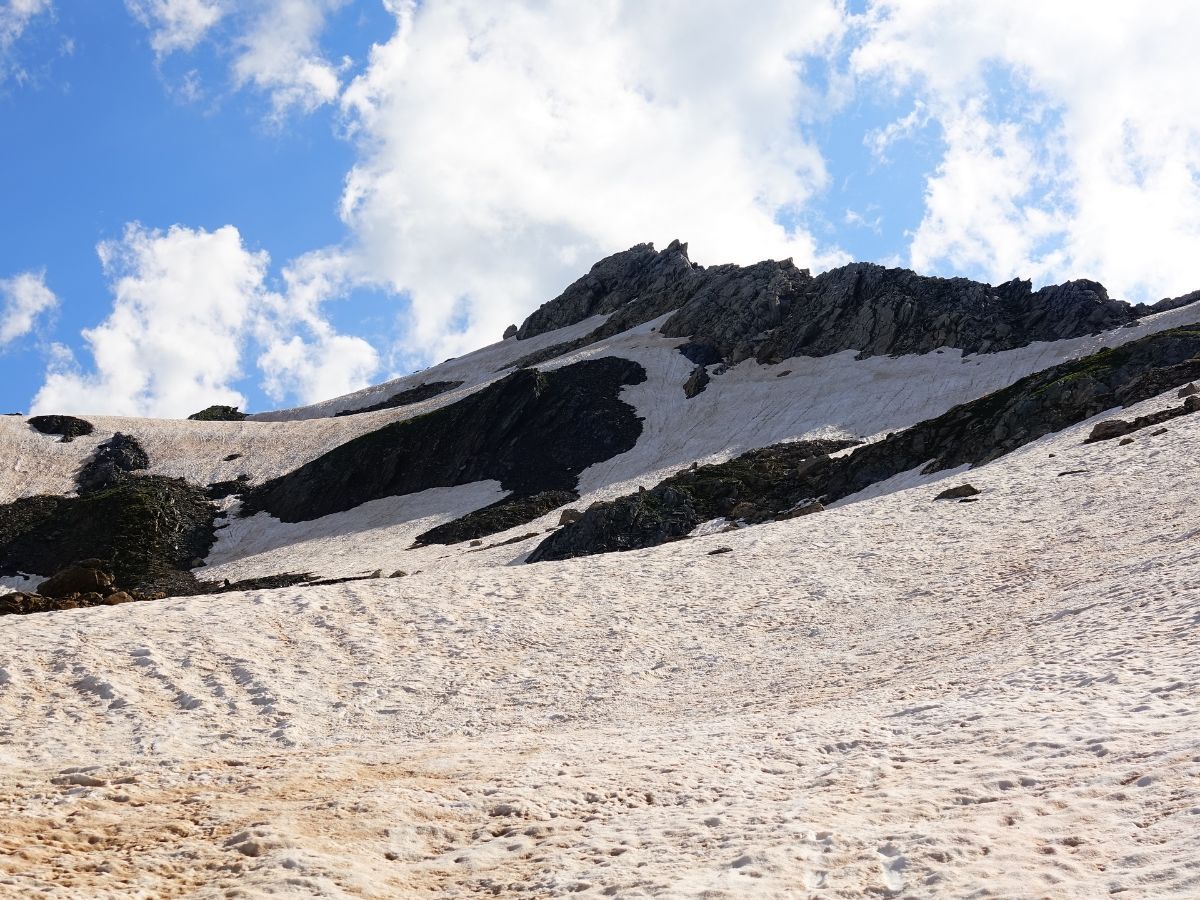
[28,415,94,443]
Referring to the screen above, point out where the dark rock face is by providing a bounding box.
[206,474,251,500]
[28,415,94,443]
[531,326,1200,562]
[677,342,723,367]
[241,357,647,524]
[0,477,218,595]
[187,405,247,421]
[334,381,465,417]
[76,433,150,493]
[528,438,858,562]
[414,490,577,546]
[503,324,518,340]
[517,241,701,339]
[683,366,710,398]
[512,242,1174,368]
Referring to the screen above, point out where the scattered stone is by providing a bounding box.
[389,570,407,578]
[28,414,94,443]
[1119,437,1134,446]
[1151,428,1168,436]
[469,540,483,547]
[1178,382,1198,397]
[187,405,246,422]
[223,453,242,462]
[708,547,733,555]
[103,591,133,605]
[934,484,981,500]
[1058,470,1088,476]
[776,370,792,377]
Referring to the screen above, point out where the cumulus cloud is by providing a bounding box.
[334,0,850,366]
[255,248,380,405]
[0,270,57,348]
[31,224,377,417]
[124,0,225,56]
[32,224,268,417]
[854,0,1200,301]
[231,0,348,117]
[0,0,53,83]
[125,0,347,116]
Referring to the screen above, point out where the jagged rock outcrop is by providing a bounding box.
[511,242,1169,369]
[530,326,1200,561]
[28,415,94,442]
[76,433,150,493]
[241,357,647,524]
[334,381,465,417]
[517,241,701,339]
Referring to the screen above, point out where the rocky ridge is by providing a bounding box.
[513,242,1192,368]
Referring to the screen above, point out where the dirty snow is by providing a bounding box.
[1,385,1198,896]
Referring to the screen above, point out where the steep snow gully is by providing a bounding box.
[1,244,1199,897]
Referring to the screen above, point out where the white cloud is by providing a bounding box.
[336,0,850,366]
[31,225,378,417]
[125,0,346,116]
[32,224,267,417]
[124,0,225,56]
[0,270,57,348]
[0,0,53,83]
[254,248,380,404]
[231,0,348,117]
[854,0,1200,301]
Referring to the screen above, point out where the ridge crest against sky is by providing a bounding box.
[1,0,1197,417]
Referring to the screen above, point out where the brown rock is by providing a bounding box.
[37,564,114,599]
[1086,419,1132,442]
[104,592,134,606]
[1178,382,1198,397]
[558,508,583,526]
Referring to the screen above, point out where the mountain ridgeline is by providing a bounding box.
[3,240,1200,609]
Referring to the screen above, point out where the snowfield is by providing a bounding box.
[1,383,1198,897]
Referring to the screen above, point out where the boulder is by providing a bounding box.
[37,562,114,598]
[77,433,150,493]
[1086,420,1132,442]
[1178,382,1198,397]
[103,591,134,605]
[558,508,583,526]
[503,324,518,340]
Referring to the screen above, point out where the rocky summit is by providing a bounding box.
[2,244,1200,897]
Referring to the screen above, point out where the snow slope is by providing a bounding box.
[0,386,1198,896]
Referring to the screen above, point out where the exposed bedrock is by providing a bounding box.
[241,357,648,524]
[27,414,94,443]
[334,380,465,417]
[512,241,1198,367]
[0,476,218,595]
[530,325,1200,562]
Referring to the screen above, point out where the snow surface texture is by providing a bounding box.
[1,388,1199,896]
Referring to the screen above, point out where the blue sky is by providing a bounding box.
[1,1,1196,417]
